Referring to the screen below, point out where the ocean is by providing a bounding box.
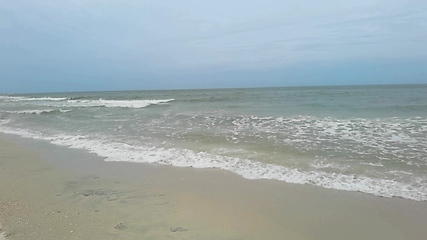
[1,84,426,201]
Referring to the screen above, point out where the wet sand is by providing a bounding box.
[1,133,427,240]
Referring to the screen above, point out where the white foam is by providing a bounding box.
[65,99,175,108]
[217,115,427,165]
[2,109,71,115]
[310,161,350,170]
[360,162,384,167]
[10,109,54,114]
[0,224,7,240]
[1,125,426,202]
[0,96,68,101]
[59,109,72,113]
[0,96,175,109]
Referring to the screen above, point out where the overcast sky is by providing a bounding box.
[1,0,426,93]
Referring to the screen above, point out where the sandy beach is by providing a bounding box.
[2,0,426,238]
[1,133,427,240]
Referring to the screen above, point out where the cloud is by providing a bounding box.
[0,0,426,92]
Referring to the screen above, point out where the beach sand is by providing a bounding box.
[1,133,427,240]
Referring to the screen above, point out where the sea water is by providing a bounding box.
[1,85,426,201]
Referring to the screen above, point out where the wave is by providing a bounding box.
[65,99,175,108]
[1,109,72,115]
[67,96,86,100]
[0,125,425,202]
[0,96,68,102]
[1,95,175,109]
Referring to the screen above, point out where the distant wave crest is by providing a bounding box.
[67,99,175,108]
[0,95,175,108]
[0,96,68,101]
[2,109,72,115]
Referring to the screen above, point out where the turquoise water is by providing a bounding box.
[1,84,426,201]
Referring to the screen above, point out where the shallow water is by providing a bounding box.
[1,84,426,201]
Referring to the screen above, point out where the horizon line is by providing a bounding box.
[2,82,426,95]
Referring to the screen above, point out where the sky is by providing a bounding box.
[0,0,426,93]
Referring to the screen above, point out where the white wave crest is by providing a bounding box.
[2,109,72,115]
[66,99,175,108]
[0,125,426,202]
[0,96,68,102]
[1,95,175,108]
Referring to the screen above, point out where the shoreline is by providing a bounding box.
[1,133,427,239]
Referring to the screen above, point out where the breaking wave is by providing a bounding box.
[66,99,175,108]
[0,96,68,101]
[0,95,175,109]
[0,125,426,202]
[1,109,72,115]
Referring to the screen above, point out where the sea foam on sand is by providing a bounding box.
[0,224,8,240]
[2,134,427,240]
